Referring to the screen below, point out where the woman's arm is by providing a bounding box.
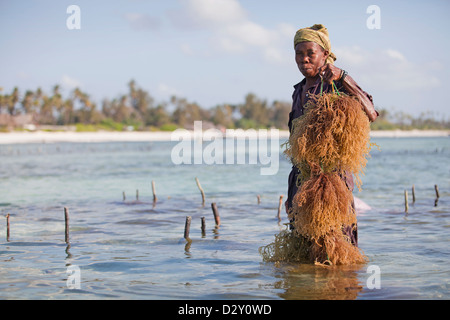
[342,74,378,122]
[319,64,378,122]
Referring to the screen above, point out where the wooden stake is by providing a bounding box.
[184,216,192,239]
[195,177,205,205]
[277,195,284,221]
[404,190,409,213]
[136,189,139,201]
[6,213,10,242]
[152,180,157,203]
[434,184,440,206]
[201,217,206,236]
[412,185,416,204]
[123,191,126,202]
[211,203,220,226]
[64,207,70,244]
[435,184,440,198]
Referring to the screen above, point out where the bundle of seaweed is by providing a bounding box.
[285,93,373,190]
[312,229,368,265]
[289,172,355,241]
[288,171,367,265]
[259,227,367,265]
[259,230,310,263]
[262,89,374,266]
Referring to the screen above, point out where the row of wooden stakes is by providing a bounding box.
[404,184,441,213]
[123,177,285,241]
[6,181,443,243]
[183,203,220,241]
[3,177,285,243]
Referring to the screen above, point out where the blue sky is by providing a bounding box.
[1,0,449,118]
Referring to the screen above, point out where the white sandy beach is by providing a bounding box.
[0,129,448,144]
[0,131,176,144]
[369,129,449,138]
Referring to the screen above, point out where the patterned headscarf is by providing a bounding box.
[294,24,336,64]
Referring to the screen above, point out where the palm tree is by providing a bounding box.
[21,90,35,114]
[6,87,20,116]
[171,95,210,128]
[0,87,6,114]
[211,104,235,128]
[60,99,74,125]
[239,93,269,128]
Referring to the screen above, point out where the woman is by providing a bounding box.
[286,24,378,247]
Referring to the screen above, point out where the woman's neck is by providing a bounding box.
[305,74,320,88]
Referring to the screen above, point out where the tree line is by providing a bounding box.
[0,80,290,131]
[369,109,450,130]
[1,80,449,131]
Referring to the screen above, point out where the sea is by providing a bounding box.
[0,135,448,300]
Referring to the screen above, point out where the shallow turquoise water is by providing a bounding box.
[0,137,448,299]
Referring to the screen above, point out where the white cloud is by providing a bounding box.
[223,21,273,47]
[263,46,284,64]
[170,0,295,64]
[184,0,247,27]
[61,75,82,90]
[218,20,293,64]
[333,46,441,91]
[384,49,406,62]
[216,37,245,53]
[334,46,366,66]
[276,23,297,39]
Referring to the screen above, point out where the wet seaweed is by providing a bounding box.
[259,228,367,265]
[259,229,311,263]
[290,172,356,241]
[262,91,374,265]
[285,93,375,190]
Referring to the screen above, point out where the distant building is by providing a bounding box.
[0,113,35,130]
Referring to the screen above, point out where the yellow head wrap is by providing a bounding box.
[294,24,336,64]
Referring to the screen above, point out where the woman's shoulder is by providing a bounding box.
[293,78,306,90]
[292,79,306,98]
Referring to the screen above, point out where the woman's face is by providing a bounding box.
[295,42,328,78]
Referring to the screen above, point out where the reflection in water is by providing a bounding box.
[65,243,72,259]
[212,226,220,240]
[273,263,365,300]
[184,238,192,257]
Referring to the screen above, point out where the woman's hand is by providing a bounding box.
[318,63,343,84]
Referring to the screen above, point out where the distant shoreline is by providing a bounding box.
[0,129,448,144]
[369,129,449,138]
